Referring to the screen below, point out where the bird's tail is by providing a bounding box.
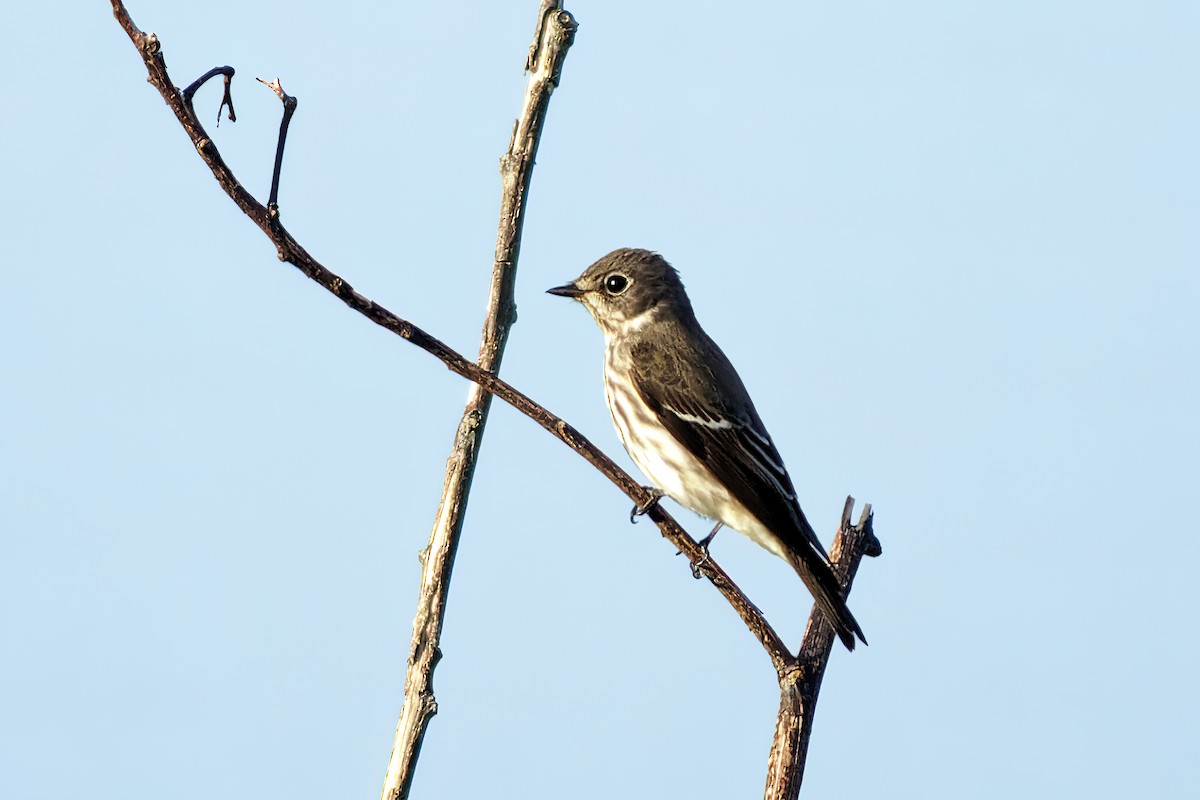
[786,545,867,651]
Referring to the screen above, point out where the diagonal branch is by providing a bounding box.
[109,0,792,669]
[112,0,796,666]
[112,0,787,671]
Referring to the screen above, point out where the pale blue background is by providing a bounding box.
[2,2,1197,798]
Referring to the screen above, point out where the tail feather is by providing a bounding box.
[787,546,866,651]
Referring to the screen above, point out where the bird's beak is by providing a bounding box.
[546,281,584,299]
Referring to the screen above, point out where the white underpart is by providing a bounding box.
[602,340,790,562]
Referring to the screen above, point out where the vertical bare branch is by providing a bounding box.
[763,499,881,799]
[378,5,578,799]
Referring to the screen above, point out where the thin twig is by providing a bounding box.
[256,77,296,212]
[182,66,236,125]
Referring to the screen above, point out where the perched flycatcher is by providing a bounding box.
[549,248,866,650]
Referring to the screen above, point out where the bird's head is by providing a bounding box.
[547,248,690,335]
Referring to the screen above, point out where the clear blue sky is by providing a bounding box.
[2,2,1197,798]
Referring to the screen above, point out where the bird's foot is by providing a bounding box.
[629,487,665,524]
[678,522,722,579]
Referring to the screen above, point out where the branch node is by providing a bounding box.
[778,661,804,688]
[546,11,578,86]
[524,0,562,71]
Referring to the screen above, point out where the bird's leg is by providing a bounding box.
[674,522,722,556]
[687,522,723,579]
[697,522,722,551]
[629,487,665,524]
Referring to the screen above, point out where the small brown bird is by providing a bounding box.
[549,248,865,650]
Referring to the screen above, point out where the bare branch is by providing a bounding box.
[255,76,296,211]
[182,66,236,125]
[379,4,577,798]
[763,499,881,799]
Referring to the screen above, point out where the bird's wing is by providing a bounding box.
[626,331,829,560]
[628,323,867,650]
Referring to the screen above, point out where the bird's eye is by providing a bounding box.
[604,274,629,295]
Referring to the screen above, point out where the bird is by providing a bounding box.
[547,248,866,650]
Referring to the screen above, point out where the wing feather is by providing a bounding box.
[627,330,827,559]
